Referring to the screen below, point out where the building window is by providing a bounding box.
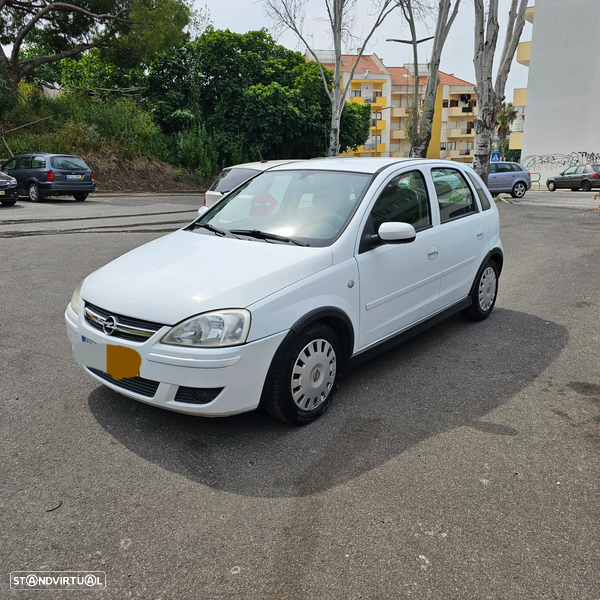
[450,99,459,108]
[373,91,382,98]
[440,142,446,150]
[467,121,475,129]
[466,142,474,150]
[442,99,449,108]
[351,89,361,97]
[373,111,383,120]
[468,99,477,107]
[447,142,456,150]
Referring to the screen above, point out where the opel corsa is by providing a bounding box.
[66,158,503,425]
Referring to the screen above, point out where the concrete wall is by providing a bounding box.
[520,0,600,183]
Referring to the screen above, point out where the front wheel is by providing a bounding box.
[28,183,41,202]
[581,180,592,192]
[1,199,17,206]
[511,182,527,198]
[461,260,499,321]
[265,323,342,425]
[547,181,556,192]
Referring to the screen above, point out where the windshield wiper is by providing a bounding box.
[190,222,228,236]
[229,229,308,246]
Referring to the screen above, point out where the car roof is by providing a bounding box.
[267,157,467,175]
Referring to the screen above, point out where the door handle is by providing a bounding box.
[427,246,438,260]
[477,228,484,240]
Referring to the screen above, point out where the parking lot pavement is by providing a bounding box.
[509,188,600,210]
[0,195,599,599]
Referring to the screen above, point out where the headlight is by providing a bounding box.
[70,278,86,315]
[8,179,17,188]
[161,309,251,348]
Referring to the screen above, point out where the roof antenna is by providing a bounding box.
[258,149,267,163]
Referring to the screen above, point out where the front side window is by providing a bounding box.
[196,170,372,247]
[563,166,577,175]
[18,156,32,169]
[431,168,477,223]
[3,158,17,170]
[370,170,431,232]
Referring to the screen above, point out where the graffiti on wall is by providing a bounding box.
[521,151,600,171]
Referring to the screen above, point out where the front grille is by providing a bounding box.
[84,302,165,343]
[174,386,223,404]
[88,367,160,398]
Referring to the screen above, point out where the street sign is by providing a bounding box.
[491,152,501,162]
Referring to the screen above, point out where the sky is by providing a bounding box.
[201,0,532,102]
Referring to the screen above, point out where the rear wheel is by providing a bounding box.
[547,181,556,192]
[461,259,499,321]
[511,182,527,198]
[74,194,88,201]
[265,323,341,425]
[28,183,41,202]
[581,180,592,192]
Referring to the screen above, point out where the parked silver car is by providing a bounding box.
[487,161,531,198]
[546,164,600,192]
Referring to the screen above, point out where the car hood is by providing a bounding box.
[81,229,333,325]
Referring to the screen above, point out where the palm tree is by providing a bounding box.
[496,102,518,161]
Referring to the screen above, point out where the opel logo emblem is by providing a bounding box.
[102,315,119,336]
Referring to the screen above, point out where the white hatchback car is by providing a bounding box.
[204,159,303,207]
[66,158,503,425]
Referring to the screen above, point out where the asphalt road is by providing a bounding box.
[1,190,599,599]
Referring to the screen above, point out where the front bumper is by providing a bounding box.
[0,187,18,200]
[65,303,287,417]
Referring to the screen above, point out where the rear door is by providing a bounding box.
[487,163,499,191]
[430,166,490,310]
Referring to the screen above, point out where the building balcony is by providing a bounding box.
[446,128,474,139]
[390,129,407,140]
[513,87,527,108]
[370,119,387,131]
[517,41,531,67]
[525,6,534,24]
[448,106,478,118]
[447,149,474,159]
[509,132,523,150]
[364,96,387,107]
[391,107,407,118]
[359,143,386,154]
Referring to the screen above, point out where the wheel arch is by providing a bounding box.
[468,248,503,299]
[258,307,355,409]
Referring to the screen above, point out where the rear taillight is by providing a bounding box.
[202,194,206,206]
[593,173,600,179]
[91,171,94,182]
[46,170,54,182]
[528,172,531,177]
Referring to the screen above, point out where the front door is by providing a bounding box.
[356,169,441,350]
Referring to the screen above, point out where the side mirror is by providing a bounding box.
[197,206,209,218]
[378,222,417,244]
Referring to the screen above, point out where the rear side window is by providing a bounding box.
[432,168,477,223]
[209,168,258,193]
[466,172,491,210]
[31,156,46,168]
[593,165,600,174]
[371,170,431,232]
[19,157,32,169]
[51,156,88,170]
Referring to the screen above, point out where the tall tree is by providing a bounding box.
[495,101,517,160]
[392,0,460,158]
[473,0,527,183]
[263,0,397,156]
[0,0,190,91]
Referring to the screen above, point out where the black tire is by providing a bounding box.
[265,323,342,425]
[581,180,592,192]
[461,259,499,322]
[74,194,88,201]
[28,183,41,202]
[511,182,527,198]
[1,199,17,206]
[547,181,556,192]
[571,188,579,192]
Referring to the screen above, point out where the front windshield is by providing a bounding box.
[194,169,372,247]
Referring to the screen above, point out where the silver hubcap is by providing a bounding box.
[291,339,336,411]
[29,186,38,201]
[478,267,497,312]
